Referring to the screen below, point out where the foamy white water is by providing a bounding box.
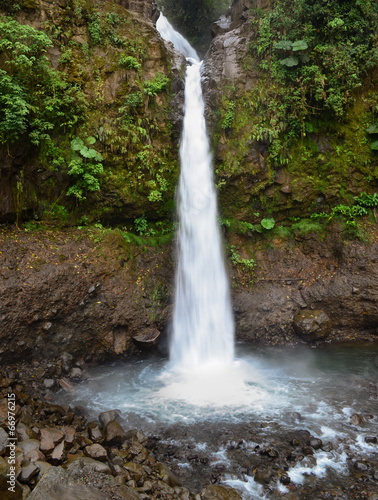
[156,13,199,60]
[171,59,235,369]
[157,18,236,370]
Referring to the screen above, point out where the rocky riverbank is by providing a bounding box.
[0,365,244,499]
[0,351,377,500]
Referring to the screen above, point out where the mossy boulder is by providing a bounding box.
[293,309,332,341]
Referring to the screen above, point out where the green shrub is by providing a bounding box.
[144,74,170,97]
[0,18,85,146]
[66,137,104,200]
[119,54,141,71]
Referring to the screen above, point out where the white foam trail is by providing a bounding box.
[156,13,199,60]
[171,58,234,369]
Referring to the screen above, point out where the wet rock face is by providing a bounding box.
[293,309,332,341]
[115,0,156,21]
[232,238,378,344]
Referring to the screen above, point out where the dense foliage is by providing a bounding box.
[0,3,177,223]
[0,17,85,146]
[248,0,378,161]
[156,0,231,55]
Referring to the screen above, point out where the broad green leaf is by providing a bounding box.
[71,137,84,151]
[367,124,378,134]
[371,140,378,150]
[274,40,293,51]
[292,40,308,51]
[261,217,275,230]
[280,56,299,67]
[86,136,96,145]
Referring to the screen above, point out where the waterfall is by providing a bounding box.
[156,14,199,60]
[157,14,234,370]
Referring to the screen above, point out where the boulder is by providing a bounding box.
[105,420,126,446]
[51,441,65,463]
[40,428,64,453]
[88,422,105,443]
[18,439,41,455]
[0,474,23,500]
[99,410,121,428]
[200,484,243,499]
[66,457,112,475]
[18,462,39,483]
[293,309,332,341]
[84,444,108,461]
[26,466,110,500]
[132,328,161,347]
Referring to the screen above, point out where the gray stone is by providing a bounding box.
[321,442,333,452]
[355,461,369,471]
[25,449,45,462]
[66,457,112,475]
[88,422,104,443]
[51,441,65,463]
[154,462,182,487]
[40,428,64,453]
[99,409,121,428]
[43,379,55,389]
[0,427,8,454]
[350,413,364,426]
[16,423,35,441]
[293,309,332,341]
[109,484,142,500]
[18,439,41,455]
[253,466,273,484]
[58,378,74,392]
[18,463,39,483]
[132,329,161,346]
[60,352,74,372]
[70,367,82,379]
[105,420,126,446]
[123,462,146,482]
[309,438,323,450]
[35,460,52,479]
[84,443,108,461]
[200,484,242,499]
[26,466,110,500]
[0,474,23,500]
[62,426,76,445]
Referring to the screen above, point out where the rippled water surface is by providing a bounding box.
[57,343,377,498]
[60,344,377,425]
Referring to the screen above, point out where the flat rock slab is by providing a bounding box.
[27,466,110,500]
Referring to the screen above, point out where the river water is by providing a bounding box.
[58,343,378,497]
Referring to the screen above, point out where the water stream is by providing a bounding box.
[169,20,234,370]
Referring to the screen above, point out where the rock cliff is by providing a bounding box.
[0,0,377,368]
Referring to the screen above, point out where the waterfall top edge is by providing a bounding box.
[186,57,202,66]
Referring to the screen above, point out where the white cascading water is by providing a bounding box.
[156,13,199,60]
[157,14,234,369]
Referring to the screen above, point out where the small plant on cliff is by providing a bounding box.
[88,13,103,46]
[261,217,276,230]
[221,101,236,130]
[134,216,156,237]
[119,54,141,71]
[66,137,104,201]
[230,245,255,271]
[143,74,170,97]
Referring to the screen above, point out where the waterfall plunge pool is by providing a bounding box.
[56,343,378,498]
